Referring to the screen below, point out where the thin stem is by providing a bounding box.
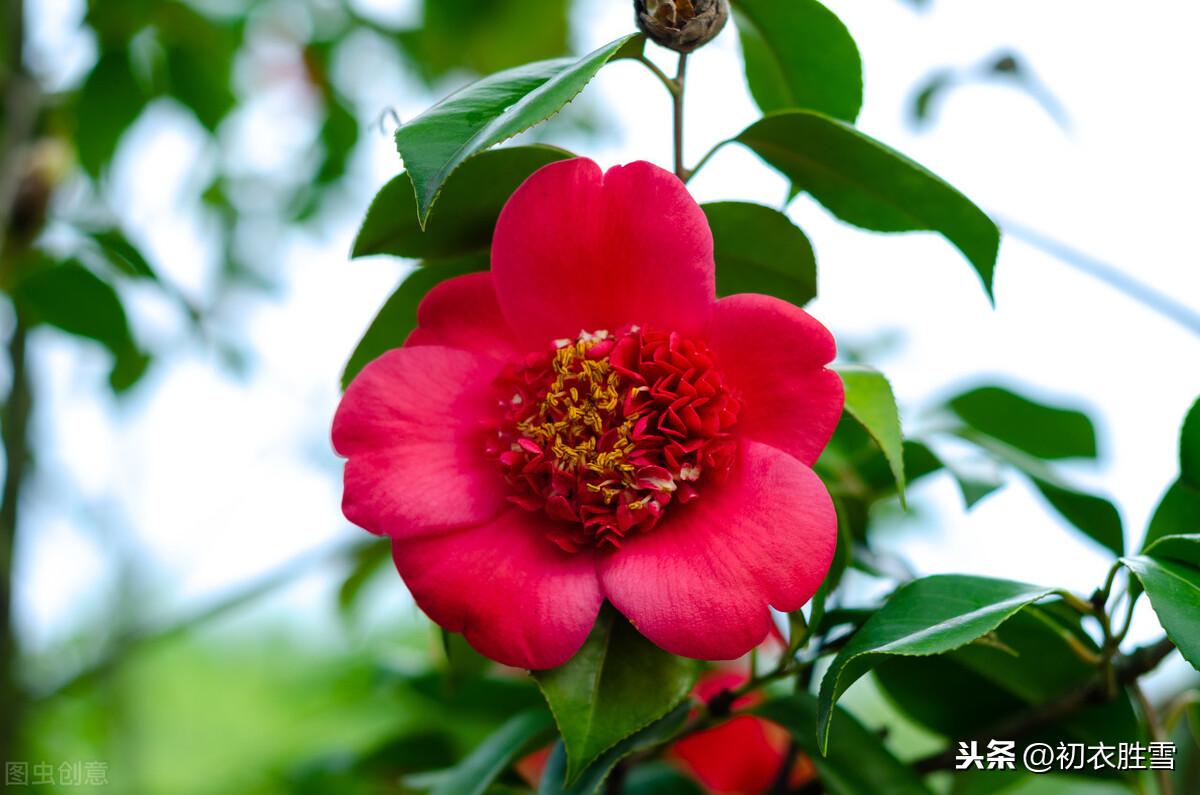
[1131,681,1174,795]
[684,139,733,185]
[633,54,678,97]
[672,53,689,180]
[997,214,1200,338]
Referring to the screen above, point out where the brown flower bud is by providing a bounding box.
[635,0,729,54]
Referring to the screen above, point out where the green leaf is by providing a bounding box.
[395,34,638,224]
[754,693,932,794]
[353,146,573,260]
[340,254,488,390]
[86,228,159,281]
[537,704,690,795]
[622,763,705,795]
[1182,398,1200,488]
[702,201,817,307]
[16,260,133,352]
[875,605,1140,749]
[947,385,1097,460]
[961,432,1124,556]
[75,49,146,176]
[532,608,697,785]
[731,0,863,121]
[155,3,238,130]
[1123,535,1200,670]
[430,708,554,795]
[336,540,389,619]
[1144,480,1200,551]
[836,365,906,506]
[817,574,1055,752]
[735,111,1000,299]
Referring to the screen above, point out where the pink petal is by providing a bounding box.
[407,272,522,361]
[333,346,508,537]
[491,158,715,347]
[709,294,843,466]
[600,441,836,660]
[392,509,604,669]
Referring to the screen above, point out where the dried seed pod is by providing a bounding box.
[635,0,729,54]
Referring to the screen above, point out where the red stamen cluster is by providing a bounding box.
[489,327,740,551]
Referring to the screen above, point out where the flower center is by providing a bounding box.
[489,327,740,552]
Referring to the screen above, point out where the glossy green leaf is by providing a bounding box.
[735,111,999,299]
[1182,398,1200,488]
[430,709,554,795]
[532,608,697,784]
[731,0,862,121]
[395,34,638,224]
[836,365,906,505]
[754,694,932,794]
[702,201,817,307]
[958,431,1123,555]
[1123,535,1200,670]
[538,705,690,795]
[1144,480,1200,551]
[76,49,146,176]
[353,146,573,260]
[947,385,1097,460]
[817,574,1055,752]
[875,605,1140,749]
[340,254,488,390]
[622,763,705,795]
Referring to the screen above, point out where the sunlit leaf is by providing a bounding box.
[1123,535,1200,671]
[947,385,1097,460]
[702,201,817,307]
[731,0,862,121]
[836,365,906,505]
[533,608,697,785]
[735,110,1000,300]
[395,34,638,224]
[817,574,1055,752]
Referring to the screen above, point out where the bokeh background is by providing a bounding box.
[2,0,1199,792]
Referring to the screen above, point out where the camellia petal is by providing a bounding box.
[391,509,605,669]
[708,294,843,466]
[599,441,836,660]
[407,271,522,361]
[491,158,716,347]
[333,346,509,537]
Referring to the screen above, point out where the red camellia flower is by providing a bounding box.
[333,158,842,669]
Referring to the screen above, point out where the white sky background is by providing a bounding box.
[13,0,1200,687]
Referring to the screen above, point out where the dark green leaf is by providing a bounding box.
[431,709,554,795]
[532,608,697,784]
[1144,480,1200,551]
[622,763,705,795]
[754,694,932,794]
[817,574,1055,752]
[731,0,863,121]
[1123,535,1200,670]
[702,201,817,306]
[836,365,906,505]
[336,540,389,618]
[537,704,690,795]
[316,99,359,185]
[1180,398,1200,489]
[87,228,159,281]
[735,111,999,299]
[395,34,637,224]
[16,260,132,352]
[76,49,146,176]
[341,254,488,389]
[353,146,573,260]
[876,605,1140,749]
[947,385,1097,460]
[155,4,238,130]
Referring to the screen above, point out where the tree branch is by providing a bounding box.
[912,636,1177,775]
